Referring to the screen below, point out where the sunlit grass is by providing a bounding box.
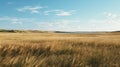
[0,33,120,67]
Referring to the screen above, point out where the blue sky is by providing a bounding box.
[0,0,120,31]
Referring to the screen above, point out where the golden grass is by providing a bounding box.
[0,32,120,67]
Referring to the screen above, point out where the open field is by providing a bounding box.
[0,32,120,67]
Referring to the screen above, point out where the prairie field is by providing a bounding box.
[0,32,120,67]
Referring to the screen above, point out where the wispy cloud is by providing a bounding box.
[0,17,31,25]
[17,5,76,16]
[44,10,76,16]
[37,19,81,31]
[104,12,120,23]
[17,6,43,14]
[0,17,81,31]
[1,12,119,31]
[11,18,23,25]
[84,12,120,31]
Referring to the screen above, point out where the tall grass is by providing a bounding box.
[0,33,120,67]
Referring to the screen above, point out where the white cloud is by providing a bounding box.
[17,6,43,14]
[11,18,23,25]
[84,12,120,31]
[37,19,81,31]
[0,12,119,31]
[56,10,75,16]
[17,6,76,16]
[0,17,31,25]
[0,17,81,31]
[44,10,76,16]
[104,12,120,24]
[0,17,9,21]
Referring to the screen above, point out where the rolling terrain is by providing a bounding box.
[0,30,120,67]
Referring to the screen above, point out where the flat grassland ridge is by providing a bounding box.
[0,32,120,67]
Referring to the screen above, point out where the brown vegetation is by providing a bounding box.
[0,33,120,67]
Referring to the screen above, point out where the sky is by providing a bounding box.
[0,0,120,31]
